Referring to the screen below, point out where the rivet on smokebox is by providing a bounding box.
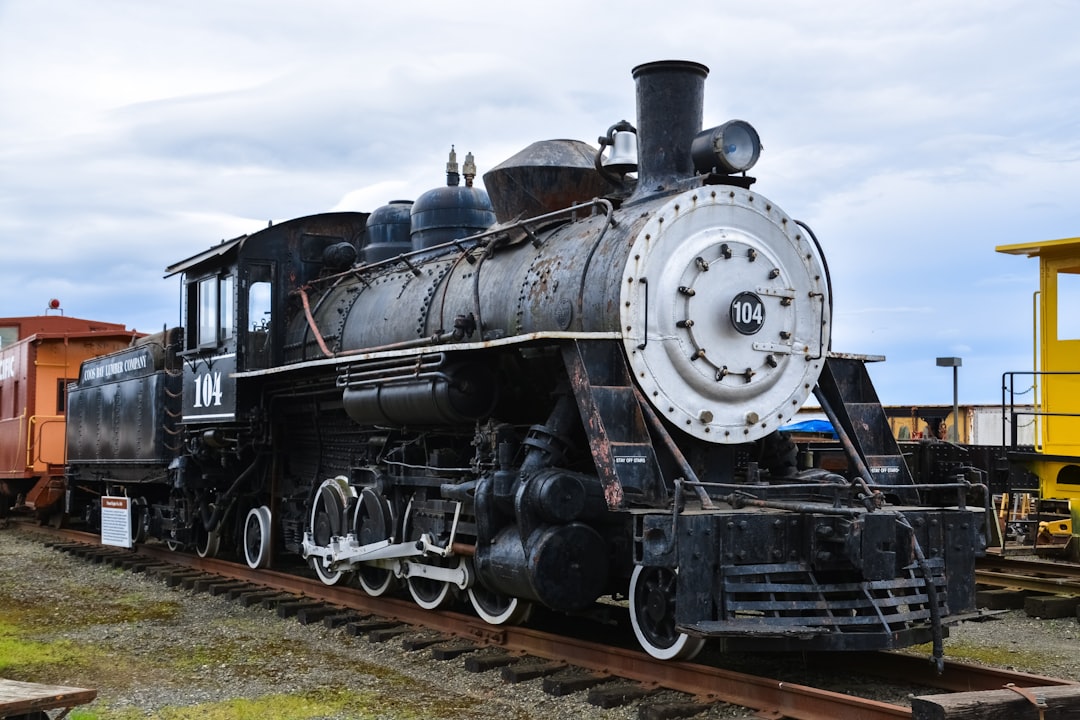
[699,410,714,423]
[745,411,760,425]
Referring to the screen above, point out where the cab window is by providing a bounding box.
[189,273,235,350]
[220,274,235,341]
[246,264,273,368]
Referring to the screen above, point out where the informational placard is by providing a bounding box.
[100,496,132,548]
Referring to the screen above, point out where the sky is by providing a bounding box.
[2,0,1079,406]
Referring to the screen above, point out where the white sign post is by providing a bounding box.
[100,496,132,548]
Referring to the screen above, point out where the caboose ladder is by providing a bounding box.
[814,356,920,503]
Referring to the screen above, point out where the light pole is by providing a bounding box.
[936,357,962,441]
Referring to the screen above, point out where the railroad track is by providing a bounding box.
[976,554,1080,596]
[14,524,1079,720]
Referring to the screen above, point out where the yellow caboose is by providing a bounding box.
[998,237,1080,556]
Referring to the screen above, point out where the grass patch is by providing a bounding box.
[66,687,483,720]
[0,621,92,674]
[915,640,1055,671]
[0,585,181,629]
[0,540,516,720]
[0,579,180,684]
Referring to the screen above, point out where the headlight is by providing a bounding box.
[692,120,761,175]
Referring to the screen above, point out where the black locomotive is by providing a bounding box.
[64,60,985,663]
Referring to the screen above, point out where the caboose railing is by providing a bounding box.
[27,414,65,468]
[1001,370,1080,450]
[0,413,66,473]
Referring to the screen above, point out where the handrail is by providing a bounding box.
[27,414,65,467]
[1033,289,1041,450]
[1002,369,1080,451]
[1033,289,1041,378]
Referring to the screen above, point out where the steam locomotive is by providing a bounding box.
[63,60,985,663]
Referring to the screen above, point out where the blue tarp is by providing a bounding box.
[780,419,837,437]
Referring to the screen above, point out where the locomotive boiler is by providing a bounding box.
[65,60,985,663]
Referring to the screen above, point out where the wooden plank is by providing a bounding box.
[1024,595,1080,619]
[912,684,1080,720]
[975,587,1028,610]
[0,678,96,714]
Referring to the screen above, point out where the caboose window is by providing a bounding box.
[1057,268,1080,340]
[56,378,71,414]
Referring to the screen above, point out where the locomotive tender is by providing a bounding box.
[65,60,984,662]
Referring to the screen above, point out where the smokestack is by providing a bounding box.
[630,60,709,199]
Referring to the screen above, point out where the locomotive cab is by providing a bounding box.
[165,212,369,423]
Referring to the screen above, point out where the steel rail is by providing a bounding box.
[978,555,1080,579]
[975,570,1080,595]
[817,651,1076,693]
[976,555,1080,595]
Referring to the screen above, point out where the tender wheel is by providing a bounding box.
[468,585,532,625]
[129,497,147,544]
[629,565,706,661]
[243,505,272,569]
[308,477,354,586]
[353,488,394,596]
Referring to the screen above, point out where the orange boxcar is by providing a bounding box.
[0,315,139,520]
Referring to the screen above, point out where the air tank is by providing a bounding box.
[410,147,495,255]
[363,200,413,264]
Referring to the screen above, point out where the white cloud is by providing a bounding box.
[1,0,1078,404]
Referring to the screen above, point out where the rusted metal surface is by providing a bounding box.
[562,343,625,510]
[820,651,1076,693]
[976,555,1080,596]
[482,139,617,224]
[976,569,1080,596]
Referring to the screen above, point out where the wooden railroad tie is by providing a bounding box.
[912,683,1080,719]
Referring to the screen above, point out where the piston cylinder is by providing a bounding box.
[474,522,610,611]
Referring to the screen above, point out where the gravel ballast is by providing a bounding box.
[1,529,1077,719]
